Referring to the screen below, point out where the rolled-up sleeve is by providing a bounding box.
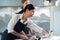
[27,20,43,34]
[7,14,19,33]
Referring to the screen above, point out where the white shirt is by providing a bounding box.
[7,14,43,34]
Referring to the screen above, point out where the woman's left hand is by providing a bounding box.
[41,30,49,35]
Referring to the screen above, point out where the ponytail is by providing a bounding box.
[16,9,26,14]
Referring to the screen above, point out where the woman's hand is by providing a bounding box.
[31,32,35,35]
[41,29,48,35]
[19,34,29,40]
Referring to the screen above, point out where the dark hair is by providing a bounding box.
[17,4,35,14]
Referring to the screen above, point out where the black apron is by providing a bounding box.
[1,19,29,40]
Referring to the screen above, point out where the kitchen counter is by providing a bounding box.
[41,36,60,40]
[15,36,60,40]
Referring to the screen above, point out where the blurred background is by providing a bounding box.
[0,0,60,40]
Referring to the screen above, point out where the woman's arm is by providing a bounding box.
[7,14,19,33]
[11,31,28,40]
[28,28,35,35]
[7,14,28,39]
[27,20,48,35]
[7,14,22,36]
[27,20,43,33]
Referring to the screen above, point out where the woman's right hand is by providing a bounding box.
[31,32,35,35]
[19,34,29,40]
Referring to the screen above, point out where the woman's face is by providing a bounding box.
[23,0,29,8]
[26,9,34,18]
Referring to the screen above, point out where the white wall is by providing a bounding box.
[0,0,44,6]
[0,0,21,6]
[50,6,60,35]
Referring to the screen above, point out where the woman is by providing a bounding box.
[21,0,35,35]
[20,0,48,35]
[21,0,30,9]
[16,0,35,35]
[16,0,29,13]
[1,4,35,40]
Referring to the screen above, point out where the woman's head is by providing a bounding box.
[23,4,35,18]
[18,4,35,18]
[21,0,29,9]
